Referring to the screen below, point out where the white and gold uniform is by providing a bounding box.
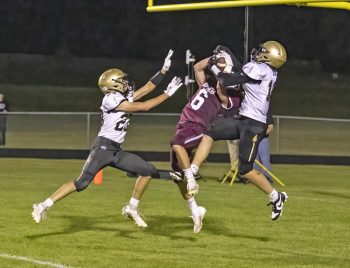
[98,92,131,143]
[240,62,277,123]
[73,92,162,192]
[206,61,277,175]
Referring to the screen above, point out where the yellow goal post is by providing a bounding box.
[147,0,350,12]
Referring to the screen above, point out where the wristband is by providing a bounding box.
[150,71,165,86]
[210,65,221,76]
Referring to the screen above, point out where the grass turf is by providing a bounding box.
[0,158,349,267]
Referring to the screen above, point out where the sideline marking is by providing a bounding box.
[0,253,72,268]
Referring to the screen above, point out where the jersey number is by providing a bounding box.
[191,88,209,110]
[115,114,129,131]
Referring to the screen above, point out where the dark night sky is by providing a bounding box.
[0,1,349,71]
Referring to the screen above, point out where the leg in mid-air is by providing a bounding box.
[169,123,205,196]
[191,117,239,180]
[121,175,151,228]
[238,118,288,220]
[114,150,163,228]
[190,134,215,178]
[172,145,199,195]
[170,147,206,233]
[169,124,207,233]
[32,140,111,223]
[253,138,273,183]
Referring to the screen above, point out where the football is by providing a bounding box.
[216,56,227,69]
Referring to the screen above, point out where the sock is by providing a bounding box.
[190,164,199,175]
[184,168,195,181]
[43,198,54,209]
[129,197,139,209]
[187,197,198,214]
[268,189,279,202]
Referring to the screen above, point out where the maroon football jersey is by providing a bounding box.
[179,82,228,128]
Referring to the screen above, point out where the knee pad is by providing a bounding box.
[137,162,159,178]
[238,160,254,177]
[149,166,160,178]
[74,171,94,192]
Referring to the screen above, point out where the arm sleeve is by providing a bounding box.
[266,113,274,125]
[226,50,243,72]
[217,72,259,89]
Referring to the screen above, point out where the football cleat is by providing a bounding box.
[267,192,288,221]
[32,203,47,224]
[169,171,184,183]
[169,171,203,183]
[192,206,206,233]
[187,179,199,195]
[194,173,204,181]
[122,205,147,228]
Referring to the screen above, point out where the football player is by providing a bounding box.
[190,41,289,221]
[169,54,241,233]
[32,50,183,228]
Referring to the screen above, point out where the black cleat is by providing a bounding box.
[267,192,288,221]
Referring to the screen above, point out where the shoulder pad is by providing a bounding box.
[242,62,270,81]
[103,92,126,110]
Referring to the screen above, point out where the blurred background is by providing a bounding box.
[0,0,349,156]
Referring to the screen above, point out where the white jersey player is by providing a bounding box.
[240,61,277,123]
[190,41,289,221]
[32,50,184,228]
[98,92,131,144]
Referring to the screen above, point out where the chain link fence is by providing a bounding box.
[1,112,350,157]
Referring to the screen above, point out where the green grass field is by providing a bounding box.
[0,158,350,267]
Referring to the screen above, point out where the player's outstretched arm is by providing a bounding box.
[133,49,174,101]
[118,76,182,112]
[193,57,210,86]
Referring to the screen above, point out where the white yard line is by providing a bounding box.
[0,253,72,268]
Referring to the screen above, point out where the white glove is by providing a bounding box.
[219,51,233,73]
[164,76,183,97]
[162,49,174,72]
[126,90,134,102]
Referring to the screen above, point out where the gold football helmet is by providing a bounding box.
[252,41,287,69]
[98,68,130,94]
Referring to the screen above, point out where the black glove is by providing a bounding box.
[207,55,217,70]
[213,45,233,56]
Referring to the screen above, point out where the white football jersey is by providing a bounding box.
[98,92,130,143]
[240,61,278,123]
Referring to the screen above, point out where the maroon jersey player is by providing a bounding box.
[171,82,240,171]
[169,56,240,233]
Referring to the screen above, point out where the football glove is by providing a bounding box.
[162,49,174,72]
[207,55,221,77]
[164,76,183,97]
[126,89,134,102]
[213,45,225,55]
